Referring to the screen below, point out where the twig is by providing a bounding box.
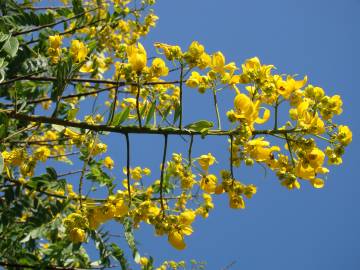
[125,133,132,206]
[179,62,184,129]
[213,88,221,130]
[188,134,194,168]
[230,135,234,179]
[160,134,168,215]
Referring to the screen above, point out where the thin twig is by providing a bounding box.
[178,62,184,129]
[136,76,142,128]
[188,134,194,168]
[213,88,221,130]
[160,134,168,216]
[230,135,234,178]
[125,133,132,206]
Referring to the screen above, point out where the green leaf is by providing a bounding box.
[145,101,156,126]
[112,107,130,126]
[110,243,130,270]
[173,103,181,124]
[2,36,19,57]
[0,112,9,139]
[0,152,3,174]
[185,120,214,133]
[123,218,140,263]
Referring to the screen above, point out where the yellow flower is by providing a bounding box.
[198,153,216,171]
[188,41,204,58]
[338,125,352,146]
[229,194,245,209]
[70,40,88,62]
[186,71,202,88]
[246,138,280,162]
[211,51,225,74]
[200,174,217,193]
[33,146,51,162]
[275,75,307,99]
[89,143,107,156]
[233,93,270,128]
[49,35,62,48]
[139,257,149,266]
[104,156,114,169]
[150,57,169,77]
[168,231,186,250]
[306,148,325,169]
[310,178,325,189]
[127,42,147,72]
[69,228,86,243]
[179,210,196,225]
[48,35,62,63]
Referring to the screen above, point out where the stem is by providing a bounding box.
[125,133,132,206]
[160,134,168,216]
[136,76,142,128]
[285,134,296,167]
[179,62,184,129]
[274,97,279,130]
[188,135,194,168]
[230,135,234,178]
[213,88,221,130]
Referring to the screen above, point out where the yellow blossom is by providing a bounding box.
[127,42,147,72]
[70,40,88,62]
[104,156,114,169]
[200,174,217,193]
[198,153,216,171]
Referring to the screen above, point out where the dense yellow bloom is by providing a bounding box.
[70,40,88,62]
[2,148,26,166]
[127,42,147,72]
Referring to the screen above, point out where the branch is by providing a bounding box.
[2,110,304,137]
[0,76,183,87]
[13,8,98,36]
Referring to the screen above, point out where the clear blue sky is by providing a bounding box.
[118,0,359,269]
[31,0,360,269]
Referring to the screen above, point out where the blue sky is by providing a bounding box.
[121,0,359,269]
[14,0,360,269]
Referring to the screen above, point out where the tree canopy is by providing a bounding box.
[0,0,352,269]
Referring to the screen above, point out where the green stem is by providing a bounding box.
[136,76,142,128]
[213,88,221,130]
[179,62,184,129]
